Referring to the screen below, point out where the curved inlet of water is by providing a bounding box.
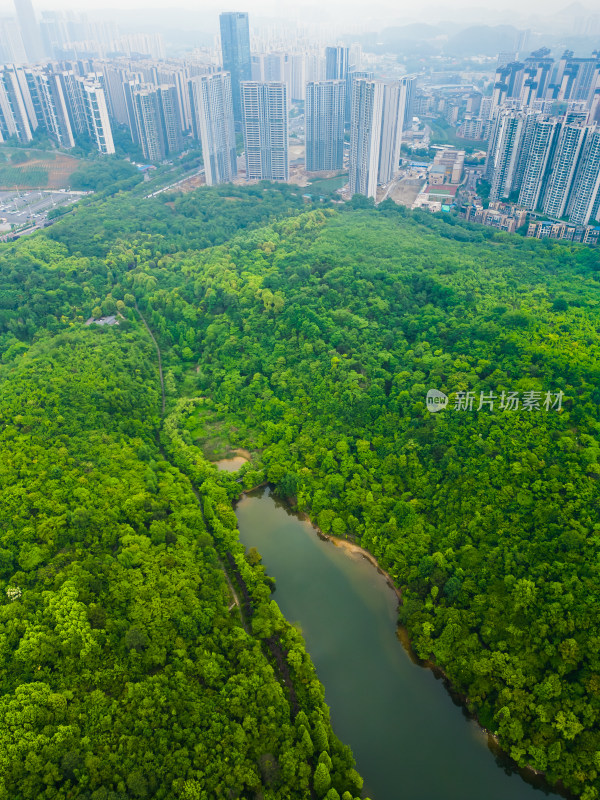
[215,455,249,471]
[235,488,558,800]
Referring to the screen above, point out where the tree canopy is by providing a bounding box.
[1,181,600,798]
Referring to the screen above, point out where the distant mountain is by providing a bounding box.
[555,2,594,16]
[352,23,450,55]
[379,23,447,38]
[356,21,530,58]
[444,25,521,56]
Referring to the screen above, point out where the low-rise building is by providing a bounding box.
[489,200,528,227]
[526,219,600,244]
[428,164,446,185]
[461,200,528,232]
[413,182,458,212]
[432,147,464,184]
[457,115,490,140]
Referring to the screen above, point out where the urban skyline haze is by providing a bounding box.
[0,0,597,30]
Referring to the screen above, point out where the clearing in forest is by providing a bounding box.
[0,148,81,189]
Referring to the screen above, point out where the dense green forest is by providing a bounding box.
[0,187,367,799]
[1,181,600,798]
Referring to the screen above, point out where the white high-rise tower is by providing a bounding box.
[241,81,288,181]
[348,79,405,199]
[13,0,45,63]
[189,72,237,186]
[305,80,345,173]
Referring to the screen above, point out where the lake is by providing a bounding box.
[236,488,556,800]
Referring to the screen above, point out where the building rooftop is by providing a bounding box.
[85,316,119,327]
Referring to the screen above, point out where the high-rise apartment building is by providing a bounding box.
[38,10,70,57]
[125,83,181,161]
[287,53,306,101]
[305,53,326,84]
[378,81,406,184]
[305,80,345,172]
[220,12,251,125]
[349,78,380,198]
[153,64,192,132]
[349,43,362,71]
[0,17,27,64]
[517,117,559,210]
[345,69,373,126]
[20,67,42,130]
[325,46,349,81]
[37,11,117,58]
[79,76,115,154]
[348,79,405,199]
[0,65,33,142]
[251,52,285,83]
[0,60,115,154]
[566,128,600,224]
[486,103,600,225]
[102,64,131,125]
[590,90,600,125]
[117,33,165,60]
[156,84,183,156]
[401,75,416,127]
[241,81,288,181]
[542,121,587,217]
[11,65,37,132]
[29,70,75,148]
[157,84,183,155]
[512,111,541,192]
[555,53,600,104]
[13,0,45,63]
[125,83,162,161]
[521,53,553,101]
[486,109,528,200]
[56,70,87,137]
[491,50,600,114]
[189,72,237,186]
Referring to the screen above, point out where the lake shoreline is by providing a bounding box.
[321,526,568,795]
[316,529,403,603]
[241,487,571,800]
[214,448,251,472]
[324,532,571,797]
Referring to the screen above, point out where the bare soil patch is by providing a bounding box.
[0,151,80,189]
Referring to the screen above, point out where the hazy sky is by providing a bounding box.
[0,0,585,14]
[0,0,594,30]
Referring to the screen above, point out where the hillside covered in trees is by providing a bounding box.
[1,183,600,799]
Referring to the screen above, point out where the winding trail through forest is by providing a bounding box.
[134,299,165,415]
[189,483,249,633]
[133,324,297,710]
[134,303,247,628]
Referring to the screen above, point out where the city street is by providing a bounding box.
[0,189,85,227]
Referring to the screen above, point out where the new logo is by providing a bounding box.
[426,389,448,413]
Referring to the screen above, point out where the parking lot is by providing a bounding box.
[0,188,86,230]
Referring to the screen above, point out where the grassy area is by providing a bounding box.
[184,405,245,462]
[0,166,49,187]
[178,398,263,467]
[307,173,347,195]
[428,120,488,152]
[0,147,80,189]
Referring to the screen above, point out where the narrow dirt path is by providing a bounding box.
[140,312,247,631]
[188,482,249,633]
[134,299,165,415]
